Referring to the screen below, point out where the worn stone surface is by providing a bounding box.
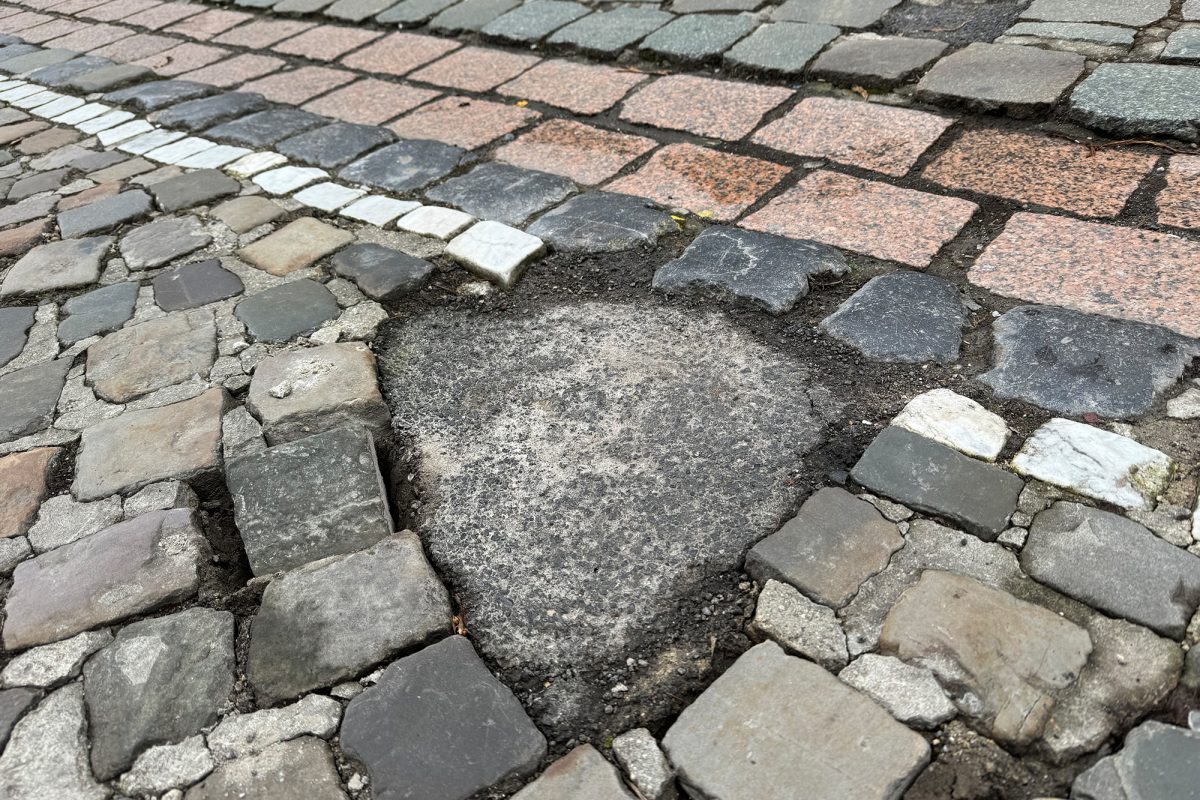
[120,215,212,270]
[892,389,1008,461]
[1069,63,1200,141]
[513,744,636,799]
[149,168,240,212]
[917,42,1084,114]
[58,281,137,345]
[612,729,674,800]
[723,21,838,76]
[1,629,112,689]
[811,33,948,87]
[118,735,214,797]
[152,92,269,133]
[525,191,675,253]
[749,579,848,670]
[330,243,433,301]
[820,272,965,363]
[339,139,465,193]
[207,694,341,762]
[238,217,355,277]
[276,122,395,170]
[0,446,58,539]
[207,107,325,146]
[1021,0,1168,27]
[105,79,214,112]
[548,6,672,56]
[1,235,111,296]
[154,259,244,311]
[57,189,152,238]
[234,279,340,343]
[86,309,216,403]
[426,162,575,226]
[0,683,106,800]
[27,493,123,553]
[0,687,36,749]
[446,220,544,287]
[184,737,347,800]
[639,14,758,65]
[839,654,956,729]
[1071,720,1200,800]
[0,306,35,369]
[0,359,70,443]
[482,0,589,43]
[210,195,284,234]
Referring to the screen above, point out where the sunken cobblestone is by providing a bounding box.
[426,162,575,225]
[820,272,965,363]
[234,278,340,342]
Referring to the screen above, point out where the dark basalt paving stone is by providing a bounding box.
[339,139,465,194]
[915,42,1085,116]
[639,14,758,65]
[425,162,575,225]
[153,92,270,132]
[9,167,69,201]
[61,63,155,93]
[0,48,78,76]
[430,0,521,33]
[1072,721,1200,800]
[0,359,71,443]
[524,191,675,253]
[810,34,949,88]
[481,0,591,44]
[276,122,396,170]
[0,688,37,750]
[653,225,847,315]
[58,281,138,345]
[104,79,215,112]
[547,6,673,57]
[341,636,547,800]
[820,271,965,363]
[206,107,327,147]
[120,215,212,270]
[57,190,152,239]
[982,305,1200,419]
[0,306,35,369]
[234,278,340,342]
[723,20,839,76]
[148,168,240,213]
[330,242,433,301]
[1068,63,1200,142]
[27,55,114,87]
[850,425,1023,540]
[153,259,244,311]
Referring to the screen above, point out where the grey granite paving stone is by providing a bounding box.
[773,0,898,27]
[149,168,240,212]
[1072,721,1200,800]
[104,79,215,112]
[377,0,456,22]
[276,122,395,170]
[207,107,327,147]
[27,55,113,87]
[0,305,35,368]
[1003,21,1136,46]
[916,42,1085,115]
[749,578,849,670]
[1164,29,1200,62]
[0,359,70,443]
[0,194,56,228]
[820,272,965,363]
[982,305,1199,418]
[154,259,244,311]
[1068,63,1200,141]
[57,189,152,238]
[234,279,340,342]
[0,684,105,800]
[653,225,846,314]
[0,235,111,297]
[723,20,838,76]
[851,425,1023,539]
[339,139,465,194]
[640,14,758,65]
[1023,502,1200,639]
[276,0,335,11]
[57,281,137,345]
[184,737,347,800]
[86,308,217,403]
[611,731,674,800]
[71,149,130,174]
[430,0,521,32]
[0,48,77,76]
[675,0,762,10]
[120,215,212,269]
[0,44,40,63]
[524,191,675,253]
[324,0,399,20]
[1020,0,1168,27]
[482,0,591,43]
[84,607,235,780]
[426,162,575,225]
[512,745,636,799]
[838,654,956,729]
[340,635,546,800]
[0,687,37,750]
[330,242,433,301]
[810,33,948,88]
[9,167,69,200]
[547,6,673,56]
[63,63,154,93]
[1,509,206,649]
[153,92,270,132]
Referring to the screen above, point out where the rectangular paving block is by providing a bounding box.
[408,45,540,92]
[619,73,791,140]
[1157,154,1200,229]
[499,59,645,116]
[546,6,672,57]
[388,95,538,151]
[494,119,656,186]
[916,42,1085,116]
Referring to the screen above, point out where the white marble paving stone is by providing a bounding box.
[177,144,252,169]
[293,182,366,212]
[53,102,111,126]
[225,151,286,179]
[445,220,545,288]
[0,83,38,102]
[78,109,134,134]
[0,79,26,91]
[144,136,217,165]
[30,95,82,118]
[396,205,475,240]
[11,90,61,110]
[892,388,1008,461]
[339,195,420,227]
[97,119,154,146]
[252,165,327,195]
[118,128,184,155]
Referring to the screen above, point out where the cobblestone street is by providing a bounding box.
[0,0,1197,798]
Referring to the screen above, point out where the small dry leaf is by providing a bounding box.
[851,85,869,100]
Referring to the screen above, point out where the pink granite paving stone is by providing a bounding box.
[82,0,161,22]
[179,53,285,88]
[0,12,55,31]
[387,95,538,150]
[1156,154,1200,229]
[272,25,381,61]
[924,128,1157,218]
[408,46,540,93]
[213,18,314,48]
[498,60,646,116]
[303,78,438,126]
[619,74,793,142]
[971,212,1200,338]
[17,18,87,43]
[47,22,132,51]
[241,65,356,105]
[136,41,227,75]
[340,32,459,77]
[607,142,789,221]
[122,1,203,30]
[90,32,178,62]
[44,0,110,14]
[753,96,952,177]
[166,8,252,40]
[742,170,978,267]
[493,118,657,185]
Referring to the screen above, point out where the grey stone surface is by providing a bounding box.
[149,168,240,212]
[58,281,137,344]
[104,80,214,112]
[86,308,216,403]
[612,729,675,800]
[377,0,456,22]
[653,225,846,314]
[820,272,965,363]
[27,493,123,554]
[118,735,214,797]
[28,55,113,87]
[207,695,342,762]
[2,509,205,649]
[1069,63,1200,141]
[325,0,400,21]
[838,654,956,729]
[916,42,1085,114]
[811,33,948,87]
[120,214,212,270]
[339,139,465,193]
[62,63,154,93]
[84,607,235,779]
[640,14,758,65]
[0,629,112,689]
[525,191,675,253]
[154,258,244,311]
[57,189,152,238]
[211,195,284,234]
[723,20,839,75]
[430,0,520,32]
[330,242,433,301]
[0,48,77,75]
[0,535,31,575]
[0,194,56,228]
[9,168,68,201]
[0,305,34,368]
[0,683,106,800]
[749,579,848,670]
[773,0,898,26]
[1164,28,1200,62]
[746,487,903,607]
[153,92,270,132]
[341,635,546,800]
[1071,720,1200,800]
[1021,0,1168,26]
[427,162,575,226]
[663,641,929,800]
[851,425,1023,540]
[512,745,636,799]
[982,305,1199,419]
[276,122,395,170]
[1003,20,1136,46]
[0,687,37,749]
[0,359,70,443]
[234,279,340,343]
[184,737,347,800]
[227,426,393,575]
[248,533,450,702]
[482,0,591,43]
[207,107,326,147]
[1023,502,1200,639]
[547,6,673,56]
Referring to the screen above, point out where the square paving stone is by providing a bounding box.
[276,122,396,170]
[546,6,673,57]
[302,78,437,126]
[426,162,575,225]
[376,0,457,24]
[86,308,217,403]
[339,30,460,76]
[153,258,244,311]
[811,34,949,88]
[120,215,212,270]
[238,218,355,277]
[186,737,345,800]
[850,425,1023,540]
[73,388,228,501]
[481,0,590,44]
[58,281,137,345]
[339,139,465,193]
[640,14,758,65]
[620,74,791,141]
[227,425,394,576]
[446,221,544,287]
[397,206,475,239]
[57,189,152,238]
[210,195,285,234]
[340,195,421,226]
[207,107,327,147]
[151,91,270,132]
[294,182,365,212]
[234,279,340,343]
[408,45,540,92]
[103,79,214,112]
[723,21,838,76]
[0,359,70,443]
[1067,63,1200,142]
[0,306,35,369]
[0,235,111,296]
[340,635,547,800]
[1163,28,1200,62]
[498,60,646,116]
[240,66,357,106]
[149,168,240,212]
[494,119,656,186]
[387,95,539,151]
[916,42,1085,116]
[272,25,383,61]
[429,0,522,33]
[1020,0,1169,27]
[63,63,155,93]
[177,53,281,88]
[820,272,965,363]
[525,191,675,253]
[331,242,433,301]
[2,509,206,649]
[772,0,898,27]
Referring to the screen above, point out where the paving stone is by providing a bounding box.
[425,162,574,226]
[526,191,675,254]
[1071,720,1200,800]
[303,78,436,126]
[2,509,205,648]
[852,425,1022,539]
[1164,28,1200,62]
[374,0,455,22]
[1011,418,1172,511]
[639,14,757,65]
[104,79,214,113]
[1069,63,1200,141]
[87,309,216,403]
[723,20,838,76]
[339,195,420,227]
[153,258,244,312]
[252,166,328,196]
[446,220,544,287]
[0,684,105,800]
[1002,20,1137,49]
[880,569,1091,746]
[547,6,672,57]
[388,95,538,151]
[151,91,269,133]
[27,493,123,553]
[207,695,341,762]
[1023,502,1200,639]
[1,630,109,689]
[1168,387,1200,419]
[226,151,288,179]
[238,218,355,277]
[482,0,590,43]
[276,122,395,170]
[97,120,156,148]
[0,197,56,234]
[144,135,221,166]
[430,0,521,32]
[118,735,214,797]
[56,189,151,238]
[0,536,29,577]
[513,744,635,799]
[495,119,655,186]
[58,281,137,344]
[184,736,346,800]
[210,196,284,234]
[0,359,70,443]
[73,388,227,500]
[234,279,340,343]
[811,33,948,88]
[982,305,1198,419]
[1021,0,1168,26]
[891,388,1007,461]
[0,48,78,75]
[620,74,791,141]
[652,224,846,314]
[749,579,847,670]
[64,63,154,93]
[409,45,539,92]
[663,641,927,800]
[339,139,465,193]
[820,272,965,362]
[123,480,199,518]
[374,204,466,239]
[340,635,544,800]
[0,446,58,540]
[916,42,1085,115]
[612,731,674,800]
[330,242,432,301]
[149,168,239,213]
[0,306,35,370]
[120,215,212,270]
[8,165,66,200]
[84,607,234,779]
[206,108,323,148]
[0,687,37,749]
[838,654,956,729]
[773,0,898,26]
[499,59,645,116]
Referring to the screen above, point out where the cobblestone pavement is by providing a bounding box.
[0,0,1198,798]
